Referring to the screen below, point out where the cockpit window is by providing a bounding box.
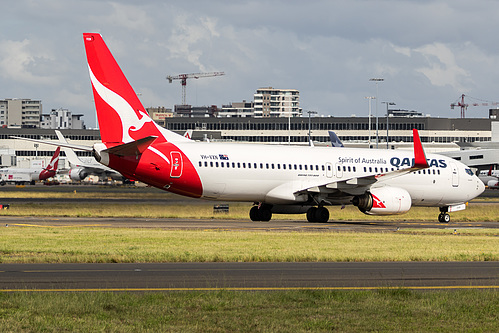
[465,168,474,176]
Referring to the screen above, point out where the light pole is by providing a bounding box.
[382,101,395,149]
[307,110,317,146]
[369,78,384,148]
[365,96,375,148]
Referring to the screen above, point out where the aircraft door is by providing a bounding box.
[170,151,183,178]
[450,162,459,187]
[335,163,343,178]
[325,162,333,178]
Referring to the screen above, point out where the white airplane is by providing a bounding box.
[54,130,124,182]
[478,166,499,189]
[16,33,485,223]
[0,147,60,185]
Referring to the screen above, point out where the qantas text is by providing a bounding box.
[390,157,447,168]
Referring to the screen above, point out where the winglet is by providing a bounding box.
[412,129,428,168]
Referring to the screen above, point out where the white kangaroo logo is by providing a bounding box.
[89,66,152,143]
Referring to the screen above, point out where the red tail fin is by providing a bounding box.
[39,147,60,181]
[46,147,60,171]
[83,33,173,145]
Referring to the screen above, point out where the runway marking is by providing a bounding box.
[1,286,498,292]
[7,223,111,228]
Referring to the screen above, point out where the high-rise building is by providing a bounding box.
[0,98,42,128]
[253,87,301,117]
[40,108,85,129]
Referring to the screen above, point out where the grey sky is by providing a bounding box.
[1,0,499,127]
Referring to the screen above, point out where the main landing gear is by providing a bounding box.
[306,206,330,223]
[249,205,272,222]
[438,207,450,223]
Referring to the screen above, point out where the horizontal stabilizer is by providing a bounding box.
[103,136,158,157]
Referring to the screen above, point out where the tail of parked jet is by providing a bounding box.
[83,33,188,145]
[39,147,60,180]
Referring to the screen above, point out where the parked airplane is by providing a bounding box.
[0,147,60,185]
[54,130,124,182]
[15,33,485,223]
[478,166,499,189]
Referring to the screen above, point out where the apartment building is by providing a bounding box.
[0,98,42,128]
[253,87,301,117]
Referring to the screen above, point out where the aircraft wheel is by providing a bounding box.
[306,207,317,222]
[259,207,272,222]
[315,207,330,223]
[443,213,450,223]
[438,213,450,223]
[249,206,260,221]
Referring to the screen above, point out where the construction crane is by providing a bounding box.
[167,72,225,105]
[451,94,499,118]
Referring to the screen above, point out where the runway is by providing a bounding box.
[3,215,499,231]
[1,262,498,291]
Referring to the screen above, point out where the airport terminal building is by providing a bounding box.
[0,114,497,168]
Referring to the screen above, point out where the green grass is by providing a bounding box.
[0,290,497,332]
[1,228,497,263]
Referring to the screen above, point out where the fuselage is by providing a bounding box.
[0,167,53,182]
[100,140,484,208]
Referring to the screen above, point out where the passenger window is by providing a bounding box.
[210,162,213,167]
[232,162,236,168]
[237,163,241,168]
[199,161,202,167]
[283,164,286,170]
[304,165,308,171]
[272,164,275,169]
[204,161,208,167]
[215,162,219,167]
[299,165,302,170]
[242,163,245,168]
[260,163,263,169]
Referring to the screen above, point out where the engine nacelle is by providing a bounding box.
[487,179,499,189]
[69,168,89,181]
[352,186,412,215]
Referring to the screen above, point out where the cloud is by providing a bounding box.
[165,15,221,71]
[0,39,57,85]
[414,43,471,91]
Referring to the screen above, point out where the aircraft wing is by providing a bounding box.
[299,129,429,196]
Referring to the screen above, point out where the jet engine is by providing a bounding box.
[352,186,412,215]
[487,179,499,189]
[69,168,89,181]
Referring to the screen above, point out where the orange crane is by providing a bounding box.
[167,72,225,105]
[451,94,499,118]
